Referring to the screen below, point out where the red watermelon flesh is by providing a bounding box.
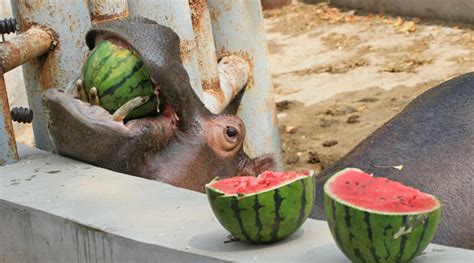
[210,171,310,195]
[329,169,438,213]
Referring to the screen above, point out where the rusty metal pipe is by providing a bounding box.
[0,27,53,73]
[0,26,53,166]
[203,55,249,114]
[0,69,18,165]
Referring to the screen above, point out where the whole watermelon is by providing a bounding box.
[324,168,441,263]
[82,40,157,119]
[205,170,315,243]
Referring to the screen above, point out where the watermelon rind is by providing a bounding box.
[206,171,315,243]
[324,167,441,263]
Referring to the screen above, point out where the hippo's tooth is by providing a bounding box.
[112,96,150,122]
[89,87,100,106]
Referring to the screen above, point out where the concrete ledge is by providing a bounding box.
[1,144,473,262]
[330,0,474,24]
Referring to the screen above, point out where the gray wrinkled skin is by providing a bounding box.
[311,73,474,249]
[43,18,274,192]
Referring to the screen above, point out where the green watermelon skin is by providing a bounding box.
[206,171,315,244]
[324,169,441,263]
[82,40,157,119]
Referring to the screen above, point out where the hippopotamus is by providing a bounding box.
[311,73,474,249]
[42,18,274,192]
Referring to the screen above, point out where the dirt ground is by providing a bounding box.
[263,2,474,173]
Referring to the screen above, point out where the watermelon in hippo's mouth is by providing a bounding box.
[82,40,157,119]
[205,170,315,244]
[81,39,178,126]
[324,168,441,263]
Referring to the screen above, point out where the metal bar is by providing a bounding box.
[0,69,18,165]
[208,0,283,169]
[203,55,248,114]
[128,0,204,100]
[189,0,221,100]
[89,0,129,25]
[11,0,92,151]
[0,27,52,73]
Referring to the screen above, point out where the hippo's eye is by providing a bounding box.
[226,126,238,138]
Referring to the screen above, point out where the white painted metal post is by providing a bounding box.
[89,0,129,24]
[127,0,204,99]
[11,0,92,151]
[189,0,221,100]
[208,0,283,168]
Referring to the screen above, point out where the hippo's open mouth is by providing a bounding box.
[51,83,180,147]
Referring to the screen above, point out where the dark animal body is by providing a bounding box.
[43,18,273,192]
[311,73,474,249]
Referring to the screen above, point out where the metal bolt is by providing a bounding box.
[11,107,33,123]
[0,18,19,41]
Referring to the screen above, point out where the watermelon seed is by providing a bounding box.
[345,181,350,184]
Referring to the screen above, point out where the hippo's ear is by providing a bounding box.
[237,153,276,177]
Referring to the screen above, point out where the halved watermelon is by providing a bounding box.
[206,170,315,243]
[324,168,441,263]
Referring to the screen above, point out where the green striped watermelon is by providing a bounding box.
[205,170,315,243]
[324,168,441,263]
[82,40,157,119]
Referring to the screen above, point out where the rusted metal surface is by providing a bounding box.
[128,0,204,99]
[203,55,248,114]
[89,0,129,24]
[0,27,53,72]
[0,69,18,165]
[11,0,92,151]
[189,0,221,101]
[208,0,283,169]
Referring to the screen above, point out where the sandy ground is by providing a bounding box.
[263,2,474,173]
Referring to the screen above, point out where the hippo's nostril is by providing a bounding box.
[226,126,238,138]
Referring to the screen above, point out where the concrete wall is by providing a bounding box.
[1,202,221,263]
[331,0,474,24]
[1,144,473,262]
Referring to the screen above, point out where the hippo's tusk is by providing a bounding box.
[89,87,100,106]
[112,96,149,122]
